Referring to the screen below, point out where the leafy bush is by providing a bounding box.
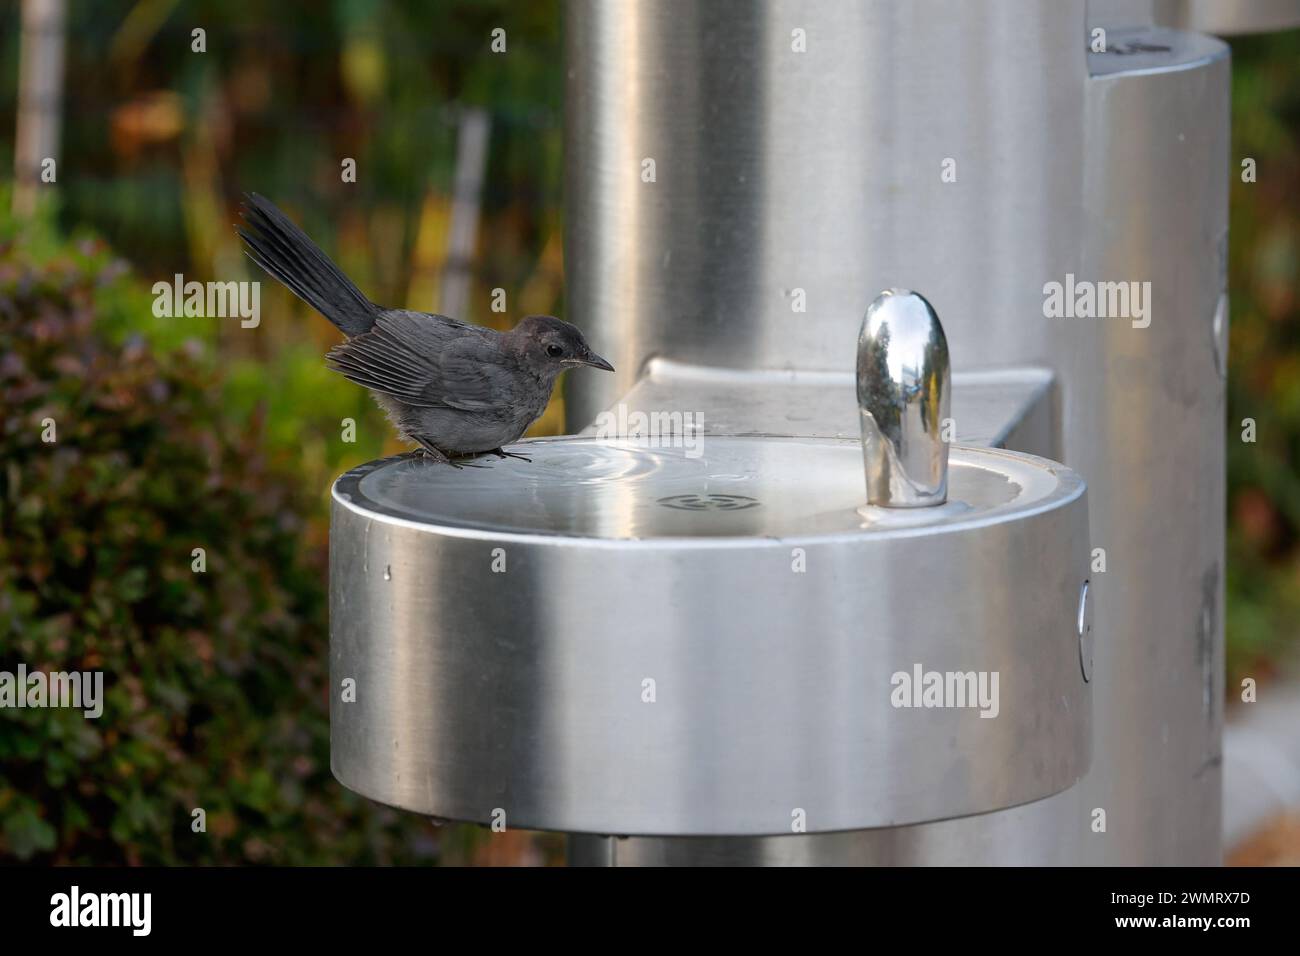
[0,235,434,864]
[1224,31,1300,688]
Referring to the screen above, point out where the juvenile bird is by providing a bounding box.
[236,193,613,465]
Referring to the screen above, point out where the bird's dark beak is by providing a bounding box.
[582,351,615,372]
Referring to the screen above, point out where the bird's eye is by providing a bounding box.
[545,344,564,358]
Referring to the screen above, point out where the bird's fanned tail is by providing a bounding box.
[237,193,380,336]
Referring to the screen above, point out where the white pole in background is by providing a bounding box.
[13,0,66,219]
[438,106,491,320]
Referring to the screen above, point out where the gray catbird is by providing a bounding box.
[236,194,613,464]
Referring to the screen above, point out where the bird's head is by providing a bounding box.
[511,315,614,377]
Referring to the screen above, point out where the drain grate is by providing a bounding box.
[656,493,760,512]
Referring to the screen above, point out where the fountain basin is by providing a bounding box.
[330,437,1090,834]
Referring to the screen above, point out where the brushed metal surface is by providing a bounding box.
[873,24,1228,867]
[562,2,1227,862]
[563,0,1088,429]
[594,360,1058,458]
[1069,24,1228,864]
[330,439,1090,835]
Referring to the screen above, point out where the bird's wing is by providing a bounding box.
[326,311,515,411]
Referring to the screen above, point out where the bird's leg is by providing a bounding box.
[488,447,533,462]
[413,437,486,468]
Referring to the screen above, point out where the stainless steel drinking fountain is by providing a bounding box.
[330,288,1091,842]
[330,1,1300,865]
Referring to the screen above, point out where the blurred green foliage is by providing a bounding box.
[0,0,567,506]
[0,0,563,292]
[1224,30,1300,688]
[0,225,443,863]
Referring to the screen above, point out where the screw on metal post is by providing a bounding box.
[856,289,951,508]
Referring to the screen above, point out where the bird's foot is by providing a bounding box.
[411,439,493,468]
[488,447,532,462]
[412,439,451,464]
